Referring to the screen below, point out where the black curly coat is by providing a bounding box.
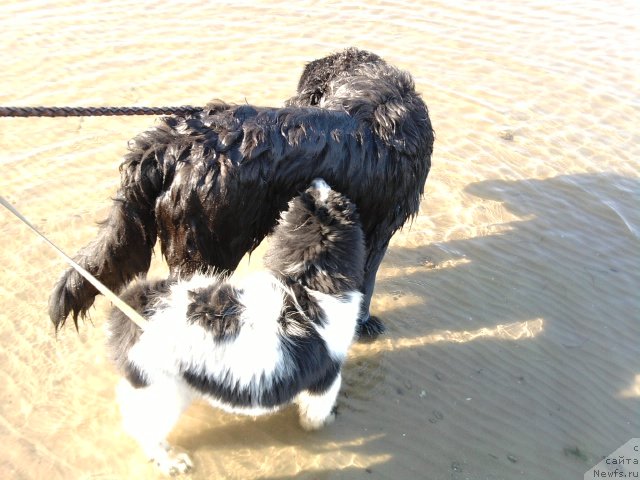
[48,48,434,337]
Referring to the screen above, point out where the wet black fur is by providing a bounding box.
[49,47,434,338]
[106,181,365,408]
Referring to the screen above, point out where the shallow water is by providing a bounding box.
[1,1,638,479]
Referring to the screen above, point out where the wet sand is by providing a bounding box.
[1,1,638,479]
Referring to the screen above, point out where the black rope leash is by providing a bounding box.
[0,105,203,117]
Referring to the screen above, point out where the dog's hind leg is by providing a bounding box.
[116,377,195,475]
[296,374,341,431]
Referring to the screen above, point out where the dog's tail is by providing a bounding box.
[48,126,172,331]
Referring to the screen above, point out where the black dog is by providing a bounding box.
[49,48,434,337]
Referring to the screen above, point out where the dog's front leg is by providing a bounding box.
[116,378,194,475]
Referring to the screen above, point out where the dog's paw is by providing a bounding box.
[153,448,194,476]
[356,315,385,341]
[299,410,336,431]
[298,397,338,432]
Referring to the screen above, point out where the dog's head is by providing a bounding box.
[287,48,383,107]
[265,179,365,293]
[287,48,433,159]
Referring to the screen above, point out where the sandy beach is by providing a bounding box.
[1,1,638,479]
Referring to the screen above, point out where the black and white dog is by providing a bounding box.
[49,48,434,337]
[107,180,364,474]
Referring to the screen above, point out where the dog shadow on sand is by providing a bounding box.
[161,173,640,479]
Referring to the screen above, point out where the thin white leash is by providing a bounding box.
[0,195,148,330]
